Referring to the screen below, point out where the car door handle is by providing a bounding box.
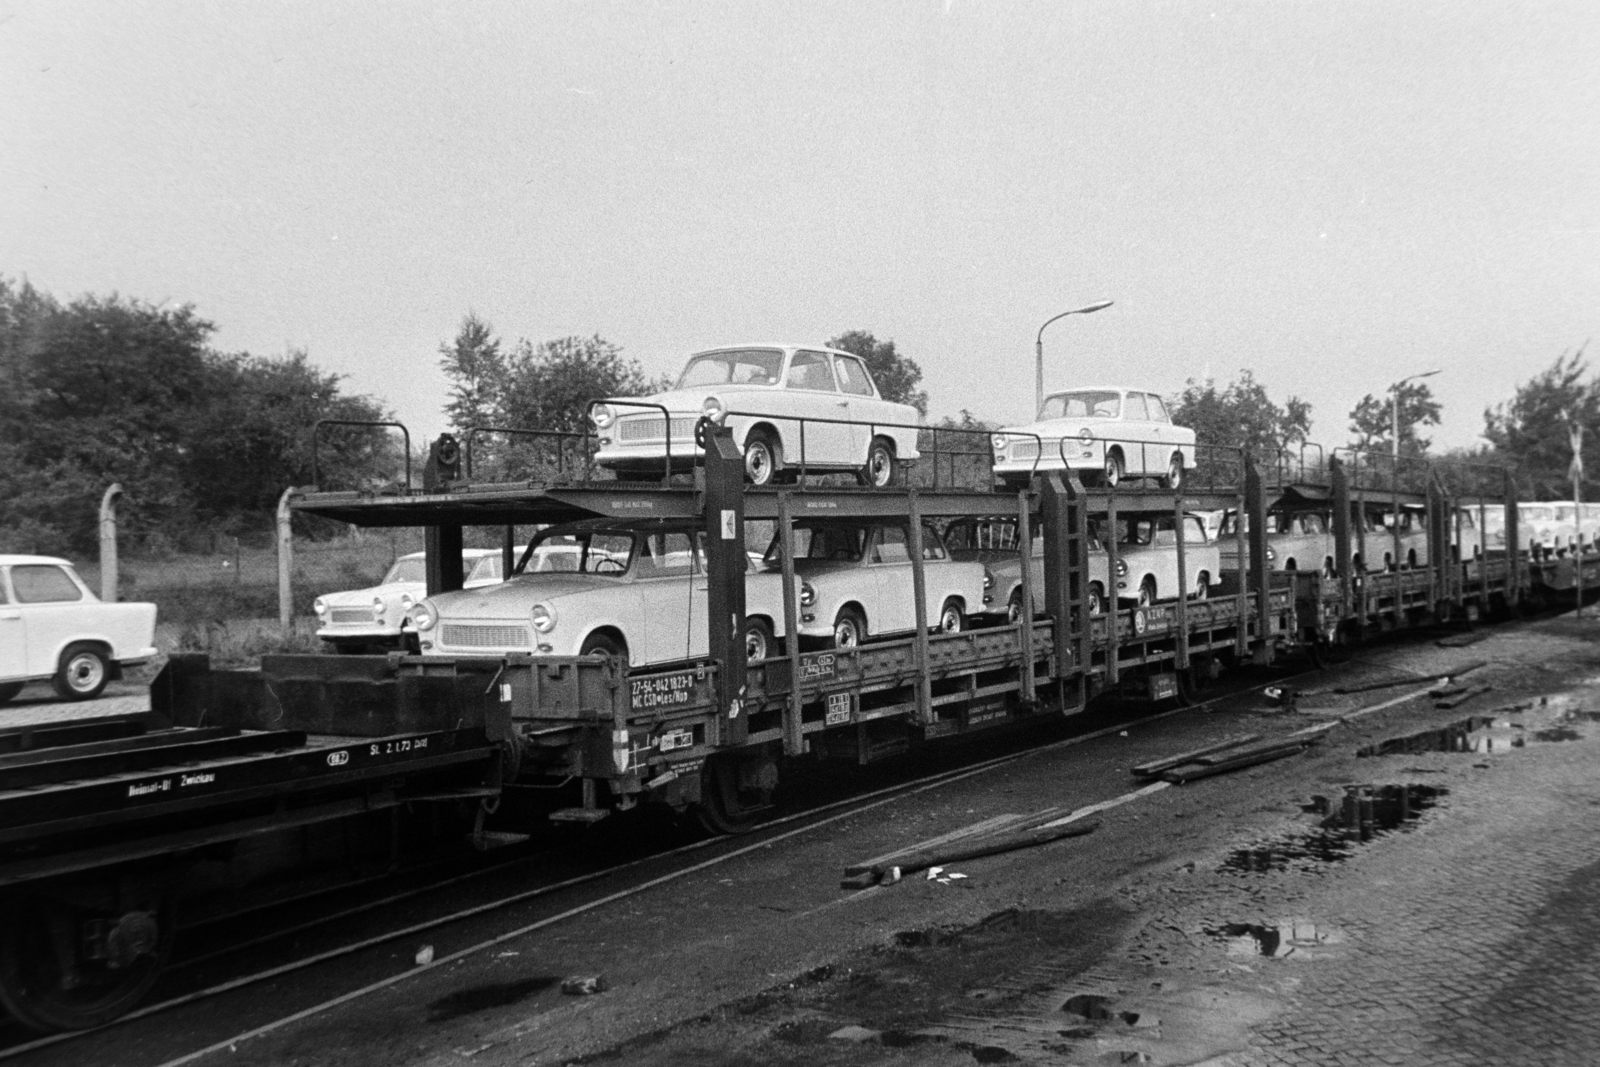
[836,401,849,407]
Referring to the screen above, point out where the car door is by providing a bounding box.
[1120,392,1153,475]
[784,350,852,468]
[635,531,702,664]
[867,525,916,633]
[12,563,90,675]
[0,569,26,681]
[832,354,883,461]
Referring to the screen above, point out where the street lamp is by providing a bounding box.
[1036,300,1114,418]
[1391,369,1440,463]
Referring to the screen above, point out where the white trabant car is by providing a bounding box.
[0,555,158,703]
[314,548,504,654]
[1217,510,1338,577]
[592,345,922,488]
[762,521,987,648]
[408,520,796,667]
[946,515,1218,623]
[991,387,1196,490]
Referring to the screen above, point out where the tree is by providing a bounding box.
[1483,346,1600,500]
[1168,371,1312,457]
[1348,381,1442,456]
[438,313,506,435]
[827,331,928,416]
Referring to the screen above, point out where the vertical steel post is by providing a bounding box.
[502,525,516,580]
[1332,455,1352,621]
[703,423,749,746]
[1245,455,1272,664]
[778,492,804,757]
[1041,472,1081,683]
[1234,477,1249,657]
[1505,470,1521,606]
[1173,490,1189,671]
[907,492,934,726]
[98,483,123,603]
[1105,489,1120,686]
[275,486,296,627]
[1015,491,1037,703]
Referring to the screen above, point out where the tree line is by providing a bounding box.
[2,271,1592,558]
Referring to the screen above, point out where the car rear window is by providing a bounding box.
[11,565,84,604]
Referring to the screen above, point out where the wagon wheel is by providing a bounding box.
[694,753,772,835]
[0,888,175,1032]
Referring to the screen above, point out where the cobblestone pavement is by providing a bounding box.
[0,676,154,725]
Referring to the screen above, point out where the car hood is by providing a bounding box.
[320,580,426,606]
[432,574,620,614]
[607,384,782,416]
[997,416,1120,440]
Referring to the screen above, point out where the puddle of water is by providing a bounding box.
[1202,922,1345,959]
[1358,717,1522,756]
[1221,785,1445,873]
[1533,727,1582,742]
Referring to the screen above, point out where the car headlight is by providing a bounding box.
[400,593,414,611]
[702,395,727,423]
[1116,559,1128,577]
[531,602,557,633]
[800,581,816,607]
[983,567,995,590]
[1266,547,1276,561]
[314,597,328,618]
[991,434,1009,452]
[372,595,387,621]
[591,403,615,429]
[1079,428,1094,444]
[409,599,438,632]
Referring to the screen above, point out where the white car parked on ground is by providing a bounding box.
[314,548,504,653]
[409,520,796,668]
[592,345,922,487]
[0,555,158,703]
[762,522,987,648]
[991,387,1196,489]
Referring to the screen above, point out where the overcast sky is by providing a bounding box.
[4,1,1597,450]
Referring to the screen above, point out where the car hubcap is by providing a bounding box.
[1169,459,1182,486]
[68,655,103,692]
[835,620,857,647]
[746,444,772,484]
[869,449,891,486]
[745,628,768,661]
[942,607,960,632]
[1105,458,1119,486]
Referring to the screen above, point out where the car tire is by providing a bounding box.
[53,644,110,701]
[579,631,628,664]
[1102,450,1124,489]
[937,598,965,634]
[1007,590,1024,624]
[743,430,782,487]
[1087,582,1105,616]
[1161,453,1184,490]
[831,607,866,650]
[1192,571,1210,600]
[0,682,23,706]
[742,617,775,663]
[1322,557,1337,579]
[858,437,898,488]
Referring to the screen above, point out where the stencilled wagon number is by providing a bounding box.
[825,692,852,726]
[368,737,430,756]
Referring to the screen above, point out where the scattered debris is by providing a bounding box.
[1437,631,1490,648]
[827,1025,881,1043]
[841,820,1099,889]
[414,945,435,966]
[1131,734,1263,777]
[561,975,609,996]
[1434,683,1493,709]
[1148,735,1317,784]
[1333,661,1484,695]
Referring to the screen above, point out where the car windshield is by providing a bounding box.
[677,348,784,388]
[517,531,637,575]
[764,526,867,565]
[383,558,427,584]
[466,556,502,583]
[1041,390,1121,420]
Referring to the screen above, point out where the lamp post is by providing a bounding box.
[1035,300,1114,418]
[1391,369,1440,464]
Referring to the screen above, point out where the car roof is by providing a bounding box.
[691,344,858,359]
[1045,386,1163,396]
[396,548,501,561]
[0,554,74,567]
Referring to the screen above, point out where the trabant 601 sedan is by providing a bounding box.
[991,387,1196,490]
[1217,510,1338,577]
[0,555,158,703]
[762,521,986,648]
[592,345,921,488]
[408,519,795,667]
[314,548,504,654]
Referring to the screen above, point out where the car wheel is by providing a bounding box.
[1161,453,1184,490]
[53,644,110,701]
[1007,590,1024,624]
[1087,582,1105,616]
[1192,571,1210,600]
[1132,578,1154,635]
[937,598,965,634]
[857,437,898,488]
[742,617,774,663]
[831,607,866,650]
[1102,450,1124,489]
[579,631,628,664]
[743,431,781,487]
[0,682,23,705]
[1322,557,1337,579]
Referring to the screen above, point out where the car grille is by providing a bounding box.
[441,623,531,649]
[1008,441,1040,460]
[330,608,375,625]
[619,416,698,442]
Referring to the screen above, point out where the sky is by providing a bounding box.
[4,1,1598,452]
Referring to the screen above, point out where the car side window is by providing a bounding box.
[872,527,910,564]
[1123,393,1149,422]
[833,356,875,397]
[0,571,8,604]
[1184,517,1206,543]
[469,557,501,582]
[638,532,696,579]
[11,564,84,604]
[786,351,838,392]
[921,526,947,560]
[1147,394,1169,422]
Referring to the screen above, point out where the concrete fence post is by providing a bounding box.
[98,483,123,602]
[277,486,299,629]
